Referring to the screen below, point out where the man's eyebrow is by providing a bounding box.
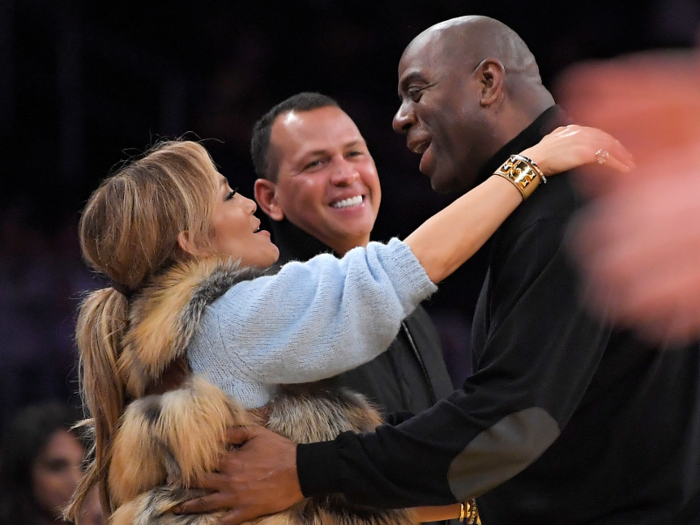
[302,141,363,156]
[301,149,328,158]
[296,141,365,164]
[293,149,327,166]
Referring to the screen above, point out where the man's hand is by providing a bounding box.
[173,425,303,525]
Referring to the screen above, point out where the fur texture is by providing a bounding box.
[110,258,417,525]
[120,258,262,399]
[109,377,254,508]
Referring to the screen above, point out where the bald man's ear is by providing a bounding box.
[476,59,506,107]
[254,178,285,221]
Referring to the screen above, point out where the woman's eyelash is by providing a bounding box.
[225,188,238,200]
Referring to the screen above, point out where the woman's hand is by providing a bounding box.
[520,125,635,177]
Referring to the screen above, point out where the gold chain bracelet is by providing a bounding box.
[494,154,547,201]
[459,499,480,524]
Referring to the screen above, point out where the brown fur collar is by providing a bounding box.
[119,257,263,399]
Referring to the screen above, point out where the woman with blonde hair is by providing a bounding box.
[65,129,631,525]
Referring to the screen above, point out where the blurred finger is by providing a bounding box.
[633,309,700,347]
[617,261,700,325]
[663,308,700,345]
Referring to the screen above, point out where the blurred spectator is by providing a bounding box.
[557,48,700,344]
[0,401,102,525]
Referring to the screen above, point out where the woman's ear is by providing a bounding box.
[254,179,285,222]
[177,231,206,258]
[476,58,506,107]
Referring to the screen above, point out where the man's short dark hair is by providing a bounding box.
[251,92,339,182]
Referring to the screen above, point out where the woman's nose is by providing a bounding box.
[243,195,257,214]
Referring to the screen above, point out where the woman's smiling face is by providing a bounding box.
[208,177,279,268]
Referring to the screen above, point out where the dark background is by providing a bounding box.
[1,0,698,431]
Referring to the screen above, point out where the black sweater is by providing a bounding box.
[297,107,700,524]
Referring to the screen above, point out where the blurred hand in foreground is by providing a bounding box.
[558,50,700,344]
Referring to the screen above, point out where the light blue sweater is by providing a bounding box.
[187,239,437,408]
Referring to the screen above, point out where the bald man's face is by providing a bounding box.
[393,32,495,193]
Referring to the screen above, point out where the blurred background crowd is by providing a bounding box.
[1,0,699,440]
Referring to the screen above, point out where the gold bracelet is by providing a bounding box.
[459,499,480,524]
[494,154,546,201]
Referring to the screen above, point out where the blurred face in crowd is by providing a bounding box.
[32,429,84,519]
[255,106,381,256]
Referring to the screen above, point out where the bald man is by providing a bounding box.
[176,17,700,525]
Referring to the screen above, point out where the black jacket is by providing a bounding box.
[296,107,700,524]
[269,218,454,416]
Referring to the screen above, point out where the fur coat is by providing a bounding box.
[107,258,417,525]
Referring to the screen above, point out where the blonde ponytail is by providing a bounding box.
[65,286,129,520]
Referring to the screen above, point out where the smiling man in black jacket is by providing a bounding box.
[251,92,454,420]
[177,16,700,525]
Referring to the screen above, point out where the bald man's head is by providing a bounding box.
[418,16,542,90]
[393,16,554,193]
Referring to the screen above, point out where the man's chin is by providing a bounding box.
[427,164,478,195]
[428,171,458,195]
[422,160,456,194]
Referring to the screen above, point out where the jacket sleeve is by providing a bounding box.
[207,239,437,384]
[297,217,611,508]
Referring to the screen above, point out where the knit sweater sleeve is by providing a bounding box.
[199,238,436,385]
